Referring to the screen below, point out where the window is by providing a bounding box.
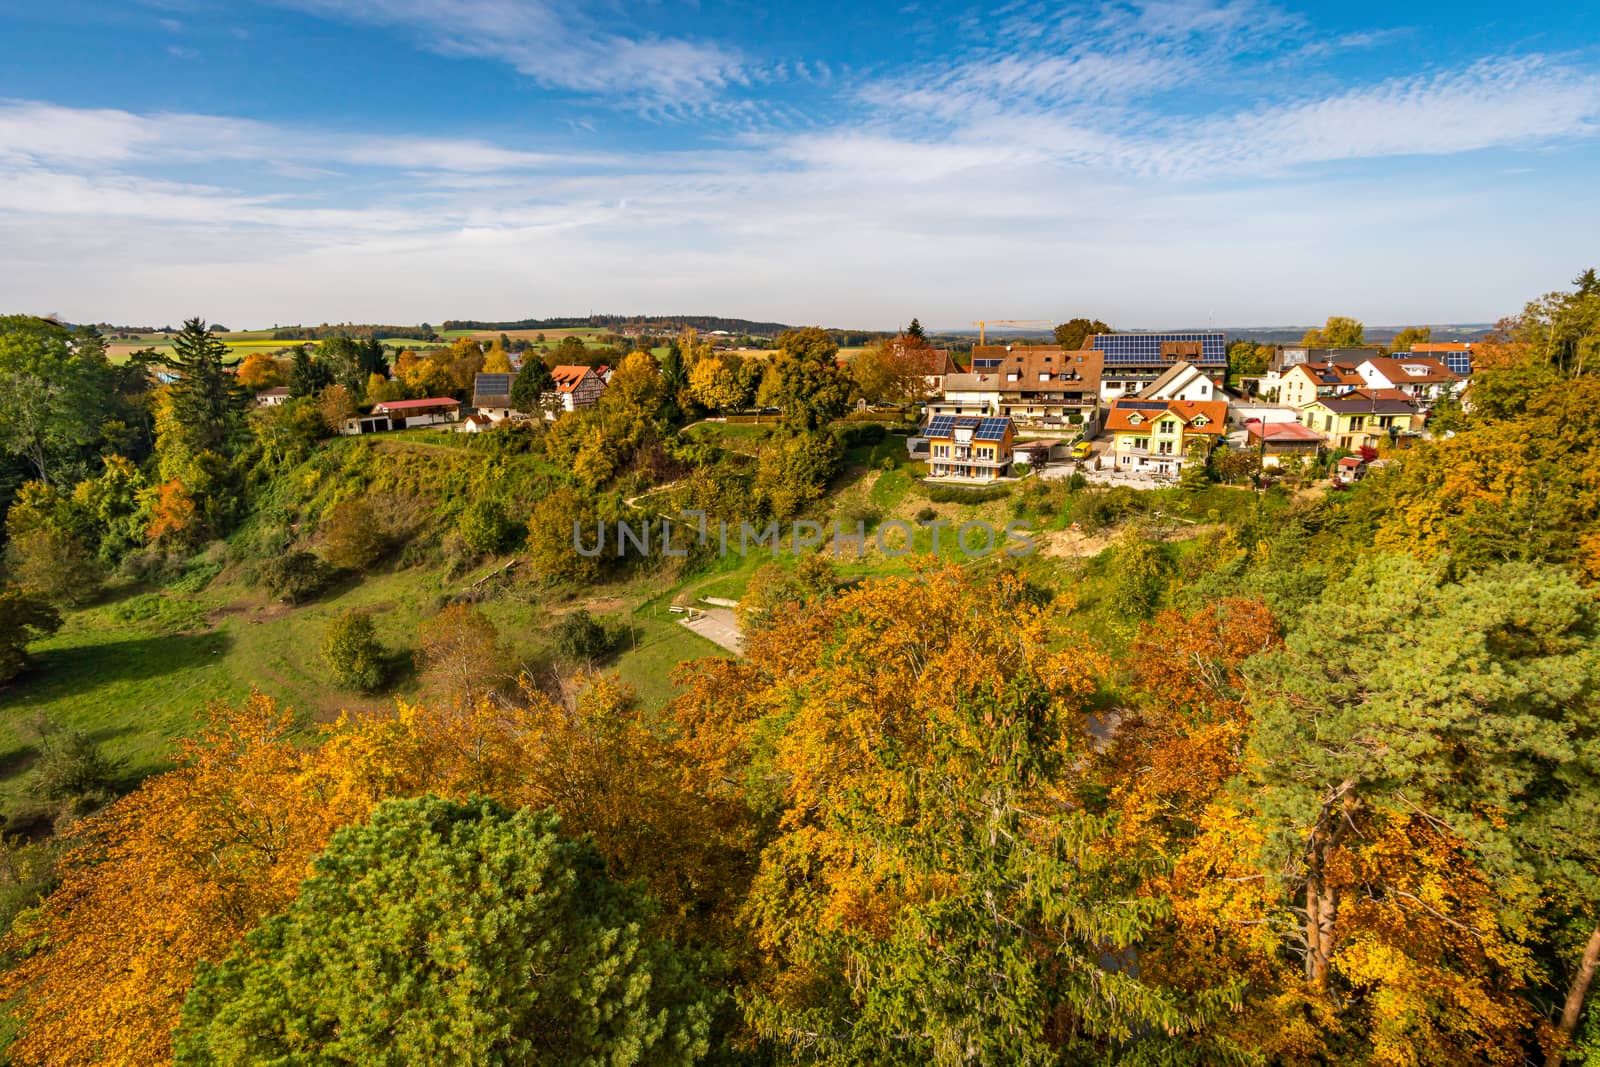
[1350,416,1365,430]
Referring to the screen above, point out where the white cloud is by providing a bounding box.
[271,0,751,105]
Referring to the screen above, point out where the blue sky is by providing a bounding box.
[2,0,1598,329]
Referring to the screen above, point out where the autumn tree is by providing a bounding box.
[754,430,840,520]
[1389,325,1432,352]
[708,568,1230,1062]
[235,351,285,389]
[1054,316,1110,350]
[320,497,386,571]
[759,327,850,431]
[176,796,715,1066]
[1301,315,1365,347]
[688,356,742,412]
[316,383,357,430]
[0,695,358,1067]
[481,337,513,373]
[415,603,504,704]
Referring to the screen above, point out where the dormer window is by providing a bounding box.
[1127,413,1143,425]
[1192,415,1209,427]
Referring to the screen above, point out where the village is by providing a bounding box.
[250,327,1474,493]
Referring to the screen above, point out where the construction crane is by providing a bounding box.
[971,319,1053,345]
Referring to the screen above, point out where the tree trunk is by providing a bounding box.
[1549,921,1600,1067]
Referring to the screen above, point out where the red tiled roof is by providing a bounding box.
[550,365,596,393]
[373,397,459,412]
[1105,398,1228,435]
[1246,420,1323,442]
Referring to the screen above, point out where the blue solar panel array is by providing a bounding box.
[925,415,957,438]
[1090,332,1226,367]
[975,417,1009,441]
[1441,351,1473,376]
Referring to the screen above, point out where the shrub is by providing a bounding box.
[321,499,386,572]
[1011,463,1032,478]
[321,611,386,691]
[260,551,334,605]
[834,423,888,449]
[0,589,61,683]
[32,727,120,808]
[551,609,613,664]
[915,505,938,523]
[457,499,517,556]
[839,501,883,532]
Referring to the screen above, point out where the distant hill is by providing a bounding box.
[440,314,797,335]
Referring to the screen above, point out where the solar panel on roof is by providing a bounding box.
[926,415,956,437]
[974,417,1009,441]
[1121,400,1169,410]
[475,373,512,392]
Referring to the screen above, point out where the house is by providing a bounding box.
[923,415,1014,481]
[1272,362,1365,409]
[1082,332,1227,400]
[337,412,394,436]
[1267,346,1380,375]
[1333,455,1368,486]
[930,345,1101,426]
[894,341,961,398]
[1105,398,1228,477]
[371,397,460,429]
[1403,341,1477,378]
[472,372,517,421]
[1298,391,1421,451]
[457,413,494,434]
[1355,356,1460,406]
[1243,419,1324,468]
[547,365,606,415]
[254,386,290,407]
[1137,361,1221,402]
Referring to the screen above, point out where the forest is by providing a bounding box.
[0,273,1598,1065]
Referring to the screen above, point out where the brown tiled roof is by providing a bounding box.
[959,345,1103,392]
[1361,356,1459,385]
[1288,362,1365,387]
[1309,391,1417,415]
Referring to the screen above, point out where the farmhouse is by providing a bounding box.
[254,386,289,407]
[472,372,517,421]
[548,365,606,415]
[371,397,460,429]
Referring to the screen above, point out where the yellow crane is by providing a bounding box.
[971,319,1053,345]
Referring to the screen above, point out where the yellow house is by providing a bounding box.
[1299,391,1422,451]
[1104,399,1228,476]
[923,414,1014,481]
